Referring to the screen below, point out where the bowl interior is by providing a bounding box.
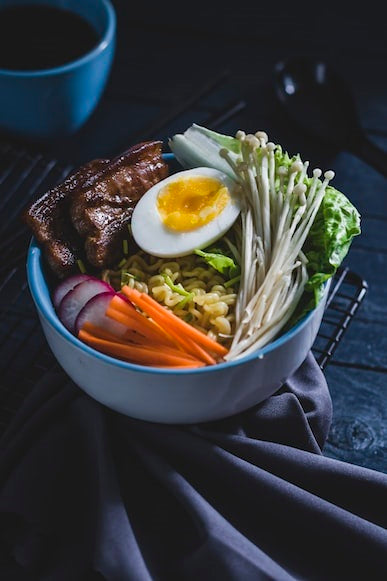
[27,154,327,376]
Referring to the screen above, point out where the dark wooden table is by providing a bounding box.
[0,1,386,473]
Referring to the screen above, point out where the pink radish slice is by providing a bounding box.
[58,279,114,333]
[74,292,128,336]
[53,274,95,309]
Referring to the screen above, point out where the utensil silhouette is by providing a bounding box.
[274,58,387,177]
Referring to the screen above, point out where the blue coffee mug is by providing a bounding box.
[0,0,116,140]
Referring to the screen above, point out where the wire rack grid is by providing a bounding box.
[0,87,367,435]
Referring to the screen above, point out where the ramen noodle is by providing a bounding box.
[102,252,237,343]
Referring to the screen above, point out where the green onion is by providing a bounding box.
[162,273,190,297]
[121,271,140,286]
[77,259,86,273]
[122,239,129,255]
[178,293,194,308]
[162,273,194,306]
[224,275,241,288]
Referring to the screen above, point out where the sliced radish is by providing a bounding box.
[74,292,128,336]
[58,279,114,332]
[53,274,95,309]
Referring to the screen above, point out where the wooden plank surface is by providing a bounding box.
[324,365,387,473]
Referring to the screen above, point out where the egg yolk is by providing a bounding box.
[157,176,230,232]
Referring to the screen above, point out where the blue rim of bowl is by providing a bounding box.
[0,0,116,77]
[27,152,327,375]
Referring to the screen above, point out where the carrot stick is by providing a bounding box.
[145,319,217,365]
[81,320,158,348]
[125,287,228,356]
[81,321,130,344]
[78,329,204,368]
[109,296,176,347]
[182,337,217,365]
[108,307,193,359]
[109,295,213,361]
[129,293,225,359]
[111,298,210,360]
[80,323,200,363]
[107,306,174,347]
[107,299,172,345]
[121,286,228,357]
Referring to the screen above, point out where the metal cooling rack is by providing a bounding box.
[0,140,72,276]
[0,80,368,435]
[312,268,368,368]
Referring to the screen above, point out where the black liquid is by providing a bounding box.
[0,5,100,71]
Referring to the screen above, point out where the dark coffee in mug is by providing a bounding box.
[0,4,99,71]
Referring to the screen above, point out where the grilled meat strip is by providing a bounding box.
[23,140,168,277]
[23,159,109,278]
[70,141,168,268]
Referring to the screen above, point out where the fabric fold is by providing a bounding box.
[0,353,386,581]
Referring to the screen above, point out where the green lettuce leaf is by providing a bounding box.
[274,146,300,169]
[288,186,360,327]
[304,186,361,302]
[194,248,240,278]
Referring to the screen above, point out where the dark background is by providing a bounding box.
[25,1,387,166]
[2,0,387,471]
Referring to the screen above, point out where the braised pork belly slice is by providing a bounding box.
[23,141,168,277]
[23,159,109,278]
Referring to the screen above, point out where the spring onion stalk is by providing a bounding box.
[169,124,240,179]
[77,259,86,274]
[162,274,192,298]
[170,125,337,361]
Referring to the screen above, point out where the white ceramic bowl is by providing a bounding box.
[27,238,329,424]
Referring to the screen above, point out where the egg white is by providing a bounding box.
[131,167,240,258]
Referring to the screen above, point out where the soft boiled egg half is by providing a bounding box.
[131,167,240,257]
